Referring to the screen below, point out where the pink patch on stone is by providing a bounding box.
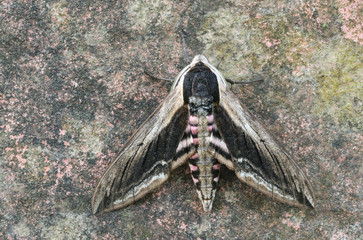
[208,126,213,132]
[213,177,219,182]
[213,164,220,170]
[189,164,198,171]
[189,116,198,125]
[191,126,198,135]
[193,138,198,144]
[190,153,198,159]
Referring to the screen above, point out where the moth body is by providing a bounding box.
[183,68,222,210]
[91,55,316,214]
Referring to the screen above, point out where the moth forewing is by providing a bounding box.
[91,85,190,214]
[215,89,316,208]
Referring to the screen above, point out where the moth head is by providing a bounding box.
[172,55,227,104]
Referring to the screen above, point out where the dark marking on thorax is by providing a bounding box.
[183,63,219,105]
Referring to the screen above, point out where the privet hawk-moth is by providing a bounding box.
[92,55,316,214]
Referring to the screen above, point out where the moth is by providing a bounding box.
[92,55,316,214]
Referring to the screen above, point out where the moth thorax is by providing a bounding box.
[189,96,213,116]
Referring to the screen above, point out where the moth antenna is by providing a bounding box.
[226,74,264,85]
[215,57,263,85]
[144,70,173,82]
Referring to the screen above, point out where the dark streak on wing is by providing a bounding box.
[174,145,191,160]
[120,105,188,190]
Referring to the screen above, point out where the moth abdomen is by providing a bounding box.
[186,108,221,211]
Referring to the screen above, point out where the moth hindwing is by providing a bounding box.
[91,55,316,214]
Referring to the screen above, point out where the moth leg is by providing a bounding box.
[215,56,224,69]
[213,56,264,85]
[225,74,264,85]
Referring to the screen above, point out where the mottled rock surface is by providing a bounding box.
[1,0,361,239]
